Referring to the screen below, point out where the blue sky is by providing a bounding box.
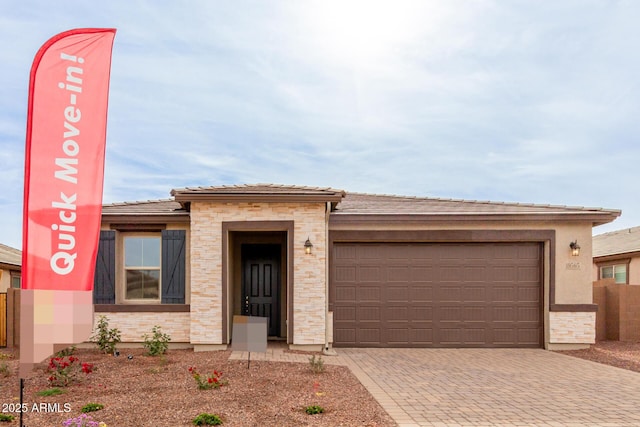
[1,0,639,249]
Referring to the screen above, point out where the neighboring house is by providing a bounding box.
[592,226,640,284]
[94,184,620,351]
[0,243,21,292]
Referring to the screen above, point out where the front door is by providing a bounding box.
[241,244,280,337]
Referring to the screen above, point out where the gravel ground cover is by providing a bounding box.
[2,341,638,426]
[0,347,395,427]
[555,340,640,373]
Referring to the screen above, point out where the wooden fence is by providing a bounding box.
[0,292,6,347]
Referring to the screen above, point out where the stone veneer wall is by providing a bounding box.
[190,202,327,346]
[92,312,191,343]
[549,312,595,344]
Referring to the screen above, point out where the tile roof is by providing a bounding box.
[0,243,21,267]
[99,184,620,227]
[101,199,186,216]
[335,192,620,216]
[593,226,640,258]
[171,184,345,197]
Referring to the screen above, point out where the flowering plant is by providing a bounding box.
[188,366,228,390]
[62,413,106,427]
[48,356,93,387]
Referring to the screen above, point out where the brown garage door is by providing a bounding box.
[331,242,542,348]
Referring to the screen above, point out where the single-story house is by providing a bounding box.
[593,226,640,285]
[0,243,21,293]
[94,184,620,351]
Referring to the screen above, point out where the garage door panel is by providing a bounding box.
[463,286,486,302]
[412,306,433,320]
[518,266,540,281]
[493,306,515,321]
[411,267,434,280]
[518,286,541,302]
[388,306,409,321]
[411,328,433,344]
[357,286,381,302]
[493,287,515,302]
[464,328,487,344]
[439,286,462,301]
[410,285,433,302]
[335,328,356,344]
[358,328,380,344]
[386,286,409,302]
[358,306,381,321]
[335,266,356,282]
[388,266,410,282]
[335,306,356,321]
[518,306,541,322]
[358,266,382,282]
[335,286,356,302]
[439,306,462,321]
[332,242,542,348]
[462,306,487,322]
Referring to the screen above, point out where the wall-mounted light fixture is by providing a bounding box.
[304,237,313,255]
[570,240,581,257]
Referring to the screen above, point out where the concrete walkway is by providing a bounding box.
[230,346,640,426]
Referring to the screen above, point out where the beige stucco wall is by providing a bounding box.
[632,258,640,284]
[189,202,327,346]
[0,269,10,292]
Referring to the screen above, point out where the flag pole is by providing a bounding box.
[19,378,24,427]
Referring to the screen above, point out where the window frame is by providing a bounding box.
[10,272,21,289]
[598,260,630,284]
[119,233,162,304]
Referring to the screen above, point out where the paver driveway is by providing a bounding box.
[337,348,640,427]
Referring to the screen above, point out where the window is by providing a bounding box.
[124,236,161,300]
[601,264,628,284]
[11,273,21,289]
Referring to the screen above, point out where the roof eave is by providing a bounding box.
[101,213,190,224]
[172,193,344,204]
[330,211,621,226]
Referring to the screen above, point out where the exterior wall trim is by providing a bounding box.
[109,223,167,231]
[550,304,598,312]
[330,213,618,227]
[95,304,190,312]
[103,215,190,224]
[221,221,295,344]
[175,194,343,204]
[594,251,640,263]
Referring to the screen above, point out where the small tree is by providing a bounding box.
[91,315,121,354]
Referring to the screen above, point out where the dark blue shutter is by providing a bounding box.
[161,230,186,304]
[94,230,116,304]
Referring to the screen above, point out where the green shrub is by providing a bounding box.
[55,345,77,357]
[0,413,15,422]
[0,362,10,378]
[193,413,223,425]
[81,403,104,413]
[36,388,64,397]
[305,405,324,415]
[308,354,325,374]
[142,325,171,356]
[91,315,121,354]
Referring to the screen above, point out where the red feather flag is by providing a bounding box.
[20,28,116,376]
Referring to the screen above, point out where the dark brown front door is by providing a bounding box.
[242,244,280,337]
